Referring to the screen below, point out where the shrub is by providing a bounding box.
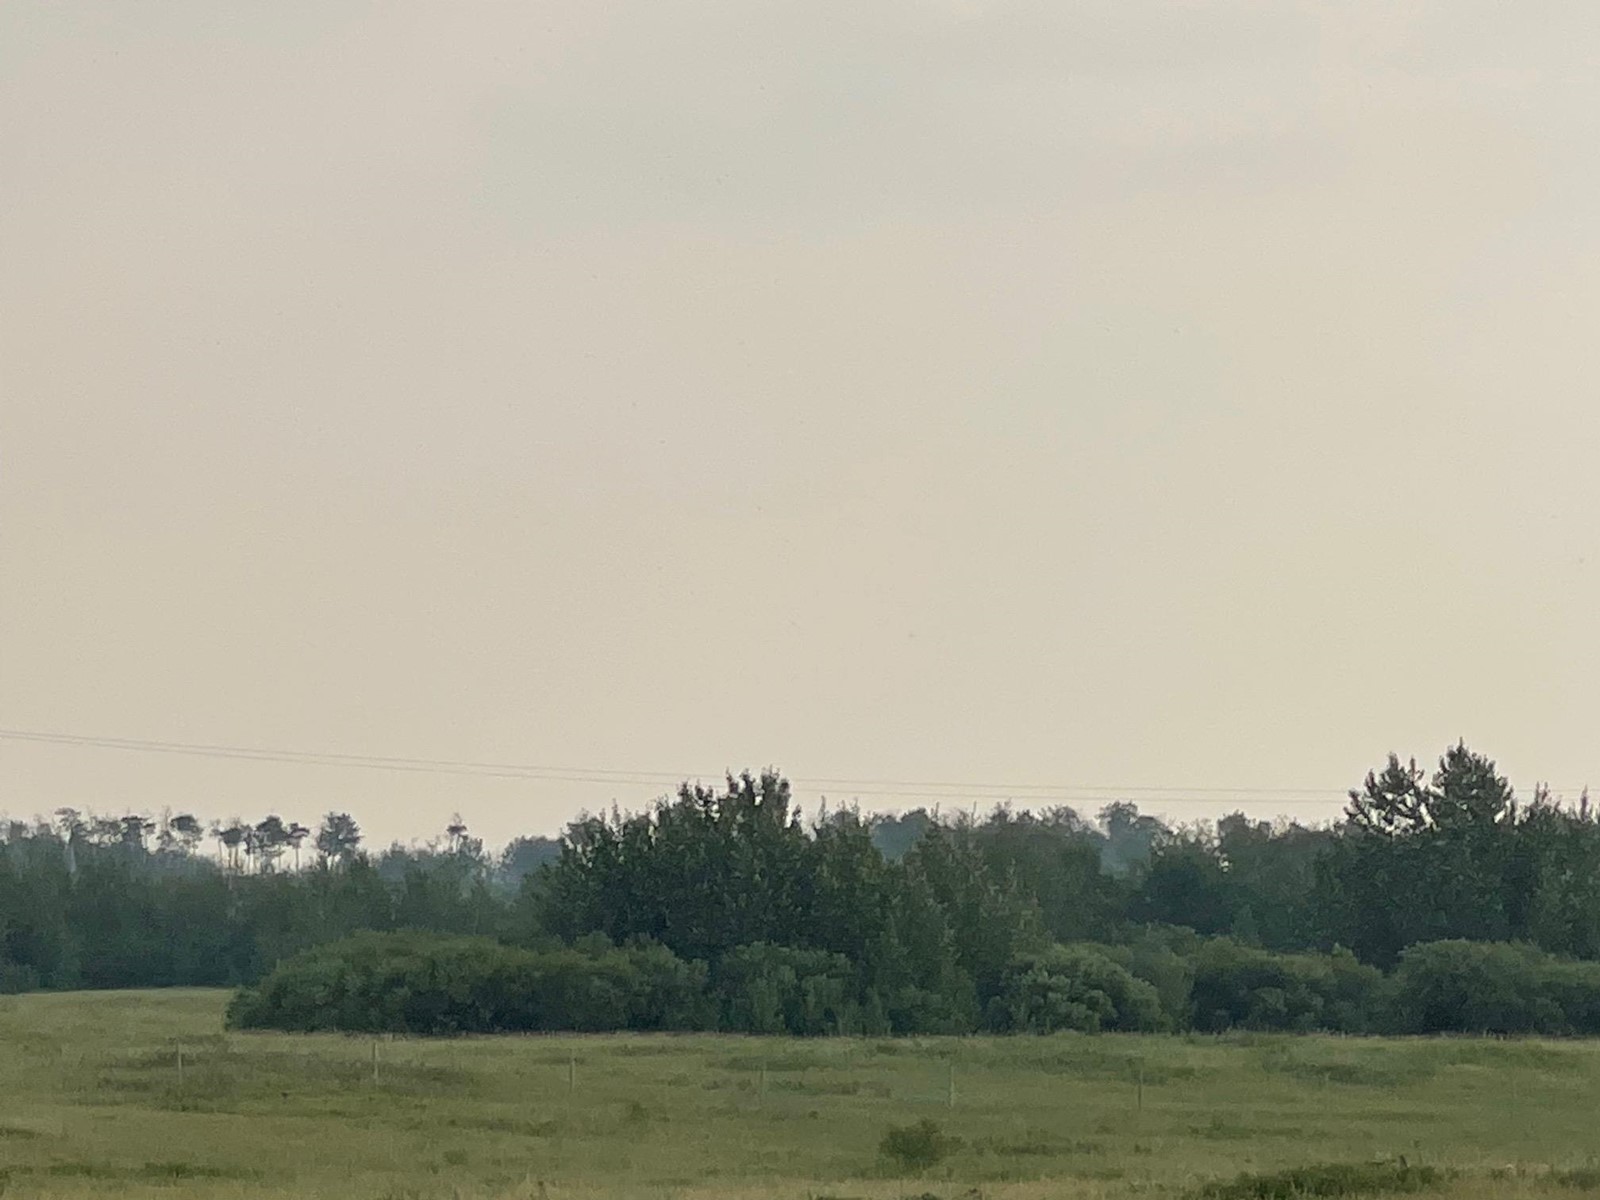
[880,1119,961,1172]
[226,931,712,1034]
[618,939,717,1030]
[714,943,861,1035]
[987,944,1165,1033]
[1086,929,1197,1028]
[1391,940,1600,1035]
[869,978,982,1037]
[1188,939,1386,1033]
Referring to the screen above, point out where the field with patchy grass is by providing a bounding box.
[0,990,1597,1199]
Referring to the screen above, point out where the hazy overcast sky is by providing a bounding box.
[4,2,1598,848]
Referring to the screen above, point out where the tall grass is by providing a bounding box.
[0,990,1597,1198]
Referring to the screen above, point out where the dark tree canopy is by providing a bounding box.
[2,743,1597,1036]
[1346,743,1515,838]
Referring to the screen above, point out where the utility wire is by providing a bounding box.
[0,728,691,787]
[0,726,1376,807]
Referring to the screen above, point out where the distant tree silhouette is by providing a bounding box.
[315,812,363,867]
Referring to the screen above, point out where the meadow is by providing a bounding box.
[0,991,1597,1199]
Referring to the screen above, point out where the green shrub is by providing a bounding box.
[1090,928,1197,1027]
[226,931,712,1035]
[1391,940,1600,1035]
[1189,939,1386,1033]
[714,943,861,1035]
[869,978,982,1037]
[228,929,1600,1040]
[987,944,1165,1033]
[879,1119,961,1171]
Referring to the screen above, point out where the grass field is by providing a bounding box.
[0,991,1597,1199]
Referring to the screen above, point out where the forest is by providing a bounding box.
[7,742,1600,1036]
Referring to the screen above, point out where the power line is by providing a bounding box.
[799,773,1339,796]
[0,725,1375,807]
[0,728,691,787]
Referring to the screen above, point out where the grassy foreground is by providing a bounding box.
[0,992,1597,1199]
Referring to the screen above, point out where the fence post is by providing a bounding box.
[176,1039,184,1088]
[947,1060,956,1110]
[372,1040,380,1086]
[567,1052,576,1094]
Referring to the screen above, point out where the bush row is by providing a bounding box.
[227,933,894,1035]
[1101,933,1600,1035]
[227,933,709,1034]
[227,931,1600,1037]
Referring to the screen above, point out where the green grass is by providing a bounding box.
[0,991,1599,1198]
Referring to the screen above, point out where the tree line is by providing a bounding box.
[7,743,1600,1034]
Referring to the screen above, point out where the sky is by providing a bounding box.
[3,2,1598,850]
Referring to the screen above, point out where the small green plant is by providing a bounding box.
[880,1119,961,1172]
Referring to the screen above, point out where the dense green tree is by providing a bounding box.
[534,771,814,961]
[253,815,291,873]
[902,819,1042,1005]
[1132,836,1235,937]
[315,812,363,866]
[7,745,1600,1040]
[1217,815,1330,950]
[1327,744,1530,964]
[1347,743,1515,837]
[965,806,1126,943]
